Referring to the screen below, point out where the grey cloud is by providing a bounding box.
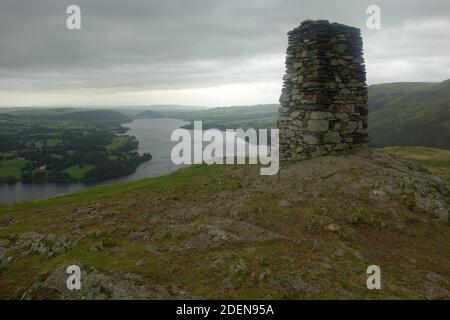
[0,0,449,100]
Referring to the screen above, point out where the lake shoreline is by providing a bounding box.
[0,118,188,204]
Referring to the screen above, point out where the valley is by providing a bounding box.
[0,109,151,184]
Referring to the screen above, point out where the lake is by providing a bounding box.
[0,118,261,205]
[0,118,189,205]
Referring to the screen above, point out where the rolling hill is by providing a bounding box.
[43,110,132,123]
[177,104,278,130]
[8,108,132,123]
[134,110,163,119]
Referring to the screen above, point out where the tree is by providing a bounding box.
[6,175,17,184]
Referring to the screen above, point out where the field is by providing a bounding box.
[0,160,27,179]
[107,136,130,152]
[63,165,95,180]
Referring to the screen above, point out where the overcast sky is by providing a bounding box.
[0,0,449,107]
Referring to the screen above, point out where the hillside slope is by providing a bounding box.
[134,110,163,119]
[0,148,449,299]
[9,108,132,123]
[44,110,132,123]
[368,80,450,149]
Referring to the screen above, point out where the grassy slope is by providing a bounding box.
[0,147,449,299]
[368,82,436,111]
[368,80,450,149]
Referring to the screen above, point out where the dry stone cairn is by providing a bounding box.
[278,20,368,160]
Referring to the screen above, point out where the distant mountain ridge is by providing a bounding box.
[1,80,448,149]
[177,104,279,130]
[8,108,132,123]
[134,110,163,119]
[44,110,132,123]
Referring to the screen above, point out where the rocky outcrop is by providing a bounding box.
[22,264,192,300]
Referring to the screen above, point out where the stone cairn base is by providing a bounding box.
[278,20,369,160]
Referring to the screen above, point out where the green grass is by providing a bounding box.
[0,159,27,179]
[0,164,221,213]
[107,136,129,152]
[44,138,62,147]
[0,152,16,158]
[369,80,450,149]
[63,164,95,180]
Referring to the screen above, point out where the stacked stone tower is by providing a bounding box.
[278,20,368,160]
